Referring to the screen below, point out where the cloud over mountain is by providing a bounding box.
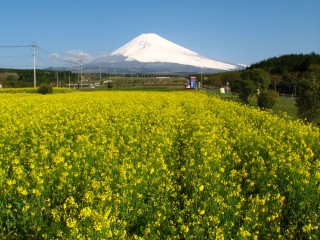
[64,50,94,64]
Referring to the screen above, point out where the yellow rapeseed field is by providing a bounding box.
[0,91,319,239]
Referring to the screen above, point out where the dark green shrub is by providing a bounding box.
[233,68,270,104]
[296,77,320,122]
[37,84,53,94]
[257,89,279,110]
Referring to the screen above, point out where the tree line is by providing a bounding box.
[0,69,78,88]
[194,53,320,123]
[0,68,178,88]
[249,52,320,95]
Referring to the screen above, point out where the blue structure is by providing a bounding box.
[186,76,197,89]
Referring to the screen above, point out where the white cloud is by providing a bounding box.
[49,53,60,60]
[64,50,94,64]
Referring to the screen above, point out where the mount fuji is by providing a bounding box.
[88,33,244,73]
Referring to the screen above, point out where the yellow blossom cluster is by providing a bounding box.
[0,91,319,239]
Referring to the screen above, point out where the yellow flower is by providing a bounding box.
[79,207,92,219]
[181,225,189,233]
[17,186,28,195]
[94,222,102,231]
[66,217,77,228]
[198,209,205,215]
[6,179,16,186]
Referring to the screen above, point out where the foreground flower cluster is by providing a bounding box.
[0,91,319,239]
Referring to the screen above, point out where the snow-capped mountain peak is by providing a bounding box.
[110,33,238,71]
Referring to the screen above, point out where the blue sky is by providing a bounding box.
[0,0,319,69]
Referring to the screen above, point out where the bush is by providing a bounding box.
[233,68,270,104]
[296,77,320,122]
[37,84,53,94]
[257,89,279,110]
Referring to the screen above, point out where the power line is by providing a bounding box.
[0,65,34,69]
[37,46,57,58]
[1,43,90,72]
[0,45,31,48]
[0,44,33,69]
[37,45,80,65]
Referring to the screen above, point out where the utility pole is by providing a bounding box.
[99,64,102,84]
[80,55,83,88]
[56,72,59,88]
[200,70,202,90]
[32,42,37,88]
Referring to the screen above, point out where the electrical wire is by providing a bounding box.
[0,43,97,71]
[0,45,31,48]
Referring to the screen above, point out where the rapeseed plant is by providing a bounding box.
[0,91,319,238]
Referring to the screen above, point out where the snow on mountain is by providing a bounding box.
[110,33,239,71]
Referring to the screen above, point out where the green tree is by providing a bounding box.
[233,68,270,104]
[233,78,257,104]
[296,76,320,122]
[283,71,300,96]
[257,89,279,110]
[270,74,282,91]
